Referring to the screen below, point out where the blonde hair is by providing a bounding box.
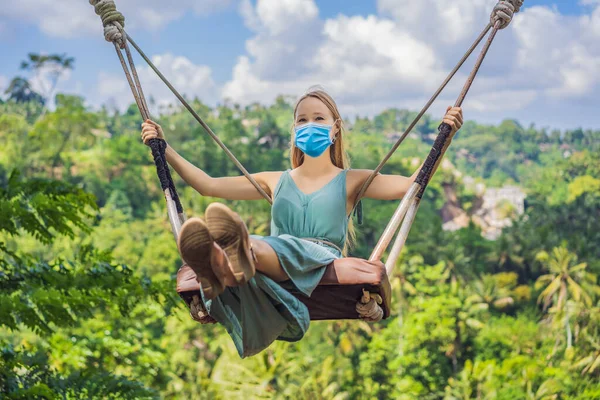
[290,89,356,254]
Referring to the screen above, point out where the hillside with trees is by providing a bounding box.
[1,55,599,399]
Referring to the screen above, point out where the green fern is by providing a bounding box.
[0,170,175,398]
[0,169,96,247]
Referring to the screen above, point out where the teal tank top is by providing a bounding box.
[270,169,348,250]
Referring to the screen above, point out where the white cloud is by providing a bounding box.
[373,0,600,115]
[0,0,234,39]
[318,16,442,94]
[467,89,538,112]
[95,53,218,112]
[512,5,600,98]
[0,0,91,39]
[97,72,130,110]
[253,0,318,36]
[223,0,600,128]
[224,0,445,112]
[377,0,497,45]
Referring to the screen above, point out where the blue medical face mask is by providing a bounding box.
[294,122,334,158]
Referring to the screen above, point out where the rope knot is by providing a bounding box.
[89,0,126,47]
[490,0,523,30]
[356,290,384,323]
[190,295,217,324]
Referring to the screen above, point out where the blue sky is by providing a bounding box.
[1,0,598,129]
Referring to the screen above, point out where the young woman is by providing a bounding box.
[141,88,463,357]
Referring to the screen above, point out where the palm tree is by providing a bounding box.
[210,339,293,398]
[572,334,600,376]
[20,53,75,111]
[444,359,496,400]
[440,244,472,291]
[447,287,488,373]
[534,246,595,349]
[572,305,600,376]
[4,77,45,105]
[524,378,561,400]
[468,274,515,311]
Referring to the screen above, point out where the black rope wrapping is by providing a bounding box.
[353,200,363,225]
[148,138,183,213]
[414,122,453,199]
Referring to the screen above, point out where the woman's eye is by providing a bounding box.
[316,116,325,121]
[297,118,306,123]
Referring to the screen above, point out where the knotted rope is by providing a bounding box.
[490,0,523,29]
[356,290,384,322]
[89,0,126,47]
[190,296,217,324]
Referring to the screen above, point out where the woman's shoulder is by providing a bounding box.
[256,170,287,182]
[346,168,376,181]
[346,169,376,193]
[255,170,287,194]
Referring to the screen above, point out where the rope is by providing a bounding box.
[89,0,125,47]
[90,0,523,325]
[352,0,524,214]
[418,0,523,191]
[89,1,184,215]
[356,289,384,322]
[89,0,272,204]
[371,0,522,264]
[350,24,491,215]
[376,0,523,268]
[125,36,274,204]
[409,0,524,199]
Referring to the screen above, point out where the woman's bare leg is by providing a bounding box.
[251,238,289,282]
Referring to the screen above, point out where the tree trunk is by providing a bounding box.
[50,130,72,178]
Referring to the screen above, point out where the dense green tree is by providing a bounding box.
[4,77,44,105]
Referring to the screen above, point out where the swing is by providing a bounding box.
[89,0,523,324]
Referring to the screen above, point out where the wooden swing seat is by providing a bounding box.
[176,258,392,321]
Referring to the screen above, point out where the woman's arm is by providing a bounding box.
[142,119,280,200]
[347,169,416,202]
[348,106,463,202]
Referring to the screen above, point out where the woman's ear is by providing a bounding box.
[333,118,341,134]
[331,119,341,143]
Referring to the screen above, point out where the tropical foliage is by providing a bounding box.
[0,56,599,399]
